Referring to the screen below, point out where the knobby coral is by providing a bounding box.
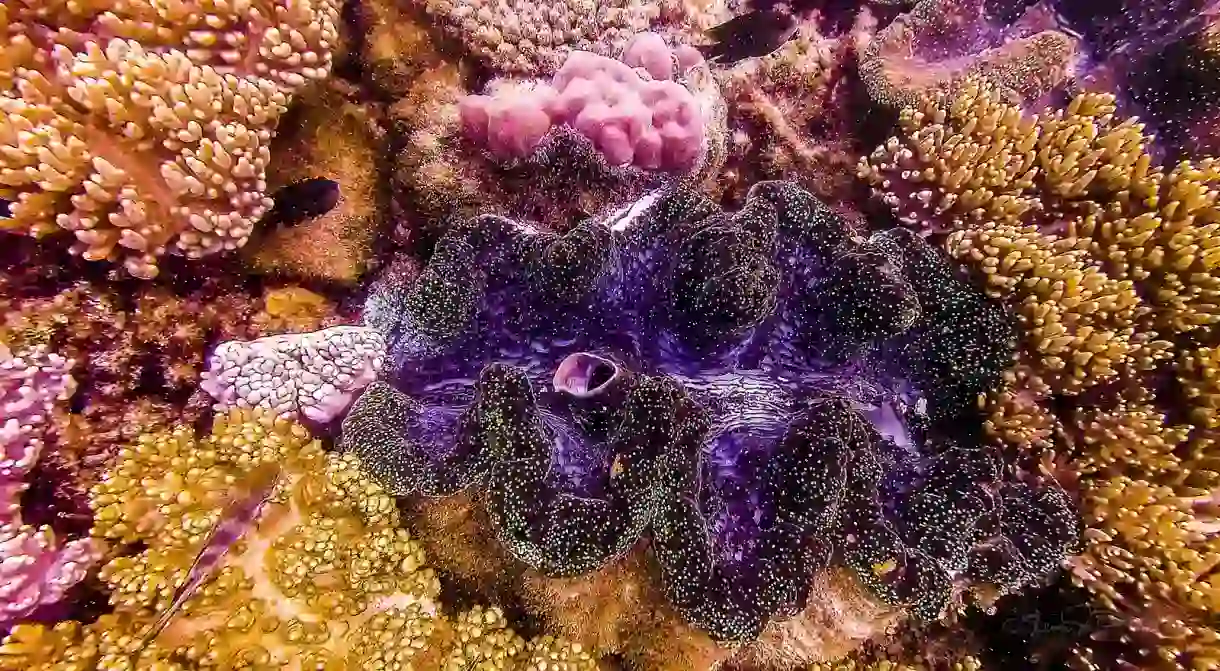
[0,409,599,671]
[342,180,1078,664]
[1,0,342,277]
[201,325,386,424]
[0,344,99,630]
[396,31,726,234]
[410,0,706,76]
[460,33,707,171]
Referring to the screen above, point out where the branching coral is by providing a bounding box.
[395,31,725,233]
[857,78,1220,394]
[1,0,342,278]
[201,325,386,423]
[0,409,599,670]
[857,0,1080,114]
[0,344,99,630]
[860,69,1220,671]
[338,179,1077,665]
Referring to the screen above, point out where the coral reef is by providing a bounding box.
[0,0,342,278]
[0,345,99,630]
[0,241,339,551]
[858,78,1220,393]
[0,409,600,670]
[395,32,726,234]
[860,73,1220,670]
[341,180,1077,664]
[857,0,1081,114]
[201,325,386,423]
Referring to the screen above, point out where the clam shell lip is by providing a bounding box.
[553,352,621,396]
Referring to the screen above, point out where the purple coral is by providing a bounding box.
[0,345,99,629]
[345,180,1079,641]
[460,32,708,171]
[201,326,386,424]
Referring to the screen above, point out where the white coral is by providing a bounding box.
[201,326,387,423]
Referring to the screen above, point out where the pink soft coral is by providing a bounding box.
[460,32,708,171]
[0,344,99,628]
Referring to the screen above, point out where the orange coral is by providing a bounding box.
[1,0,341,277]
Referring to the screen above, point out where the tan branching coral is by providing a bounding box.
[0,410,601,671]
[857,78,1220,393]
[862,79,1220,338]
[1,0,342,278]
[862,74,1220,670]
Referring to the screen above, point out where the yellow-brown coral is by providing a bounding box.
[1,0,342,278]
[857,78,1220,394]
[0,409,601,671]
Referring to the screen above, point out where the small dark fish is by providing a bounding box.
[265,177,341,228]
[699,4,800,64]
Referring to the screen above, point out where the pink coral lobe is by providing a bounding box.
[458,32,706,172]
[0,346,98,629]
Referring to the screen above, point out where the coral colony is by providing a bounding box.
[3,0,1220,670]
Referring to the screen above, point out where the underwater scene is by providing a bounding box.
[3,0,1220,669]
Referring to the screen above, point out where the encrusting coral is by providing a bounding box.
[0,0,342,278]
[338,178,1078,667]
[0,409,601,671]
[242,85,385,284]
[0,344,100,630]
[857,0,1080,115]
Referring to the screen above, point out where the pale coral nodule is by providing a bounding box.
[0,0,342,278]
[200,325,387,423]
[460,32,708,172]
[0,345,99,628]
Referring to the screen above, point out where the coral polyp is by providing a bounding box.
[345,180,1079,647]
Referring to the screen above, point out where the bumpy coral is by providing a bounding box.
[344,180,1077,658]
[1,0,341,277]
[411,0,702,76]
[201,326,386,423]
[461,33,707,171]
[396,32,725,233]
[858,78,1220,393]
[857,0,1080,114]
[0,344,99,629]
